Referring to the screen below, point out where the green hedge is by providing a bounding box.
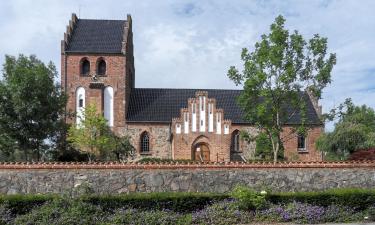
[0,192,228,215]
[2,188,375,216]
[82,192,228,212]
[267,188,375,209]
[0,194,55,215]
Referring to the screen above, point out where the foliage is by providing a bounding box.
[227,15,336,162]
[191,199,253,225]
[0,54,67,161]
[83,192,227,213]
[255,132,284,160]
[67,104,112,161]
[317,98,375,158]
[267,188,375,210]
[0,203,13,225]
[14,198,107,225]
[109,135,135,162]
[255,201,365,224]
[230,185,267,210]
[108,208,190,225]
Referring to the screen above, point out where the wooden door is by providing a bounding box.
[201,144,210,162]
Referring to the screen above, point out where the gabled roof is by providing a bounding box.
[65,19,126,53]
[126,88,322,125]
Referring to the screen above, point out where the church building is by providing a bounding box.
[61,14,324,162]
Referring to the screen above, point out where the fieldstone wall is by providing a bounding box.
[0,162,374,194]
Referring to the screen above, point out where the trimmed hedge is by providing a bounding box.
[82,192,228,212]
[0,192,228,215]
[2,188,375,215]
[0,194,55,215]
[268,188,375,210]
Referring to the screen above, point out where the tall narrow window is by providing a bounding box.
[81,59,90,76]
[141,132,150,153]
[97,59,106,76]
[76,87,85,126]
[297,134,306,151]
[231,130,240,152]
[104,86,114,127]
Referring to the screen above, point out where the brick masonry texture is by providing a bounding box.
[0,162,374,194]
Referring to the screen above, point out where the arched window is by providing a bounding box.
[231,130,240,152]
[97,59,106,76]
[141,132,150,153]
[81,59,90,76]
[76,87,85,126]
[297,134,307,151]
[104,86,114,127]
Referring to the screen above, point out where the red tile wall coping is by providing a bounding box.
[0,161,374,169]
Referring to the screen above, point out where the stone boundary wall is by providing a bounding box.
[0,161,374,194]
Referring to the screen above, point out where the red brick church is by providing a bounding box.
[61,14,323,162]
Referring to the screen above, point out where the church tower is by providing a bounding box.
[61,13,134,133]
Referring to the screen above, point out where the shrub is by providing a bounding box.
[0,203,14,225]
[14,198,108,225]
[267,188,375,210]
[256,202,366,224]
[230,185,267,210]
[0,194,55,215]
[191,199,253,225]
[108,208,191,225]
[81,192,228,213]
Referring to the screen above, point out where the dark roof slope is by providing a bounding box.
[65,19,126,53]
[126,88,322,125]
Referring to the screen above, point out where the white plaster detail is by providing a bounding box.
[208,103,213,132]
[216,112,221,134]
[184,112,189,134]
[176,124,181,134]
[104,86,114,127]
[192,103,197,132]
[224,124,229,134]
[76,87,85,126]
[199,96,206,132]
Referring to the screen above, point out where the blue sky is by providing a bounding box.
[0,0,374,130]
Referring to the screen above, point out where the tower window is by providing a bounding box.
[78,98,83,107]
[97,59,106,76]
[81,59,90,76]
[141,132,150,153]
[297,134,306,151]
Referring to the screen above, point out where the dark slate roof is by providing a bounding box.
[65,19,126,53]
[126,88,322,125]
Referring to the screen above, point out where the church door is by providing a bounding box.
[194,143,210,162]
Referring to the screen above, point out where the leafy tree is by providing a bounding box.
[317,98,375,159]
[67,104,111,161]
[228,15,336,162]
[110,135,135,162]
[0,55,67,161]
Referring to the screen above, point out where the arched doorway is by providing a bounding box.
[193,143,210,162]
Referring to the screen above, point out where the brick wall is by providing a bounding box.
[283,126,323,161]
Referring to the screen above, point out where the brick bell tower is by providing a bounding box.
[61,13,135,134]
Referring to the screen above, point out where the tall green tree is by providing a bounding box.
[68,104,111,161]
[317,98,375,159]
[228,15,336,162]
[0,55,67,161]
[68,104,135,162]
